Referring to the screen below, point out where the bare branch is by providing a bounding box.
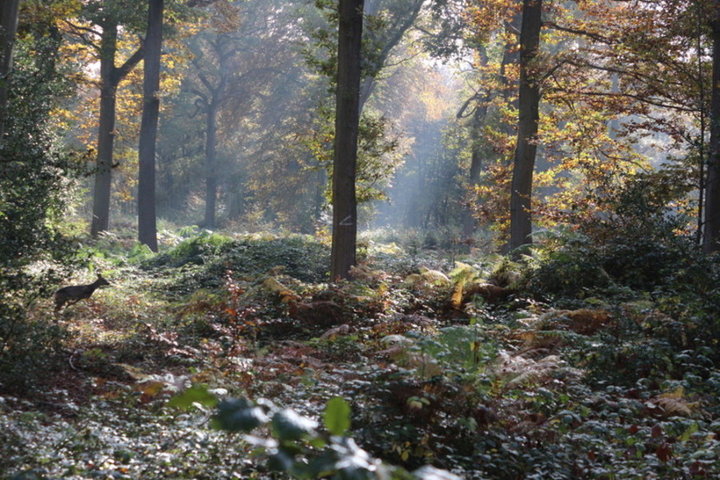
[544,21,618,44]
[62,20,102,52]
[112,45,145,84]
[556,89,697,113]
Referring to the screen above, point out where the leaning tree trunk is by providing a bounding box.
[330,0,364,280]
[203,101,218,229]
[137,0,164,252]
[0,0,20,138]
[509,0,542,252]
[704,6,720,252]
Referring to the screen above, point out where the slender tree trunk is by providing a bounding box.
[0,0,20,138]
[90,20,144,237]
[313,168,326,226]
[203,102,218,229]
[704,7,720,252]
[462,46,492,237]
[91,22,120,237]
[697,2,706,244]
[462,100,489,237]
[509,0,542,252]
[138,0,163,252]
[331,0,364,280]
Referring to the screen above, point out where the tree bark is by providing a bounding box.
[188,35,231,230]
[331,0,364,280]
[91,21,121,237]
[203,101,218,229]
[138,0,163,252]
[462,99,489,236]
[90,20,144,237]
[500,2,523,112]
[509,0,542,252]
[0,0,20,138]
[704,5,720,252]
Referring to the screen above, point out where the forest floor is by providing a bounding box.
[2,231,720,479]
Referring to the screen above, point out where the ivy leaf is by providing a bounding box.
[305,451,339,477]
[679,422,699,442]
[213,398,269,432]
[272,409,318,441]
[268,449,295,472]
[167,384,218,411]
[324,397,351,436]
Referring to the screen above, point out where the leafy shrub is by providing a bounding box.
[527,224,720,300]
[169,387,461,480]
[149,230,234,267]
[146,233,330,295]
[526,231,611,298]
[0,294,69,393]
[527,163,704,300]
[0,24,77,393]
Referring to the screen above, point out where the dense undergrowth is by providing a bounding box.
[2,227,720,479]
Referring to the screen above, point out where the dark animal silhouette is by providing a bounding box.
[54,274,111,313]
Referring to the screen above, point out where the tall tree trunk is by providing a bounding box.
[500,2,522,113]
[462,99,489,237]
[203,102,218,229]
[461,45,491,237]
[90,20,143,237]
[331,0,364,280]
[0,0,20,138]
[704,7,720,252]
[509,0,542,252]
[138,0,163,252]
[91,21,121,237]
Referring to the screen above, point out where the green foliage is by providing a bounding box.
[0,17,79,392]
[301,0,411,213]
[303,102,405,208]
[166,384,219,410]
[0,311,69,393]
[1,32,74,265]
[324,397,352,436]
[210,393,460,479]
[159,230,234,267]
[304,0,422,87]
[526,230,612,298]
[79,0,148,34]
[421,324,498,376]
[146,233,330,295]
[213,397,270,432]
[527,220,709,301]
[526,222,720,387]
[534,165,699,297]
[5,232,720,479]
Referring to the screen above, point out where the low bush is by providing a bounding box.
[0,270,69,393]
[146,233,330,296]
